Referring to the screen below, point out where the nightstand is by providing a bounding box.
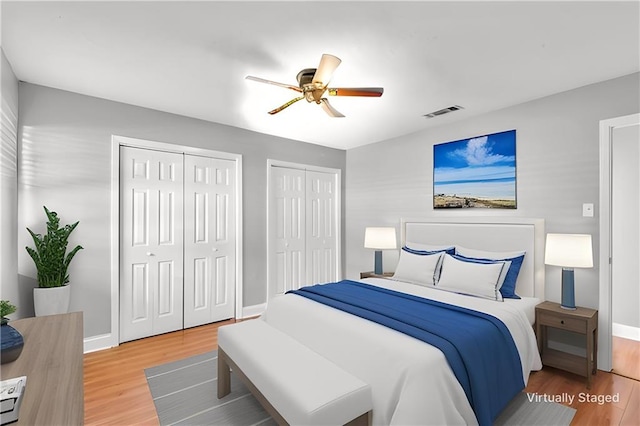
[360,271,394,279]
[535,301,598,388]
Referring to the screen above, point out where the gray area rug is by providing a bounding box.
[145,351,275,426]
[145,351,576,426]
[495,392,576,425]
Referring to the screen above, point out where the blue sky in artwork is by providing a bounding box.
[434,130,516,199]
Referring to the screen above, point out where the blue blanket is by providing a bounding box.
[288,280,524,426]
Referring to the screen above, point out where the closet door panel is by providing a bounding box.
[211,158,236,322]
[120,146,184,342]
[269,167,306,298]
[184,155,236,327]
[306,170,337,285]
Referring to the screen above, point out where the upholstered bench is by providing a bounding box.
[217,320,372,426]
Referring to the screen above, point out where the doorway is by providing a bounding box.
[599,113,640,378]
[610,120,640,380]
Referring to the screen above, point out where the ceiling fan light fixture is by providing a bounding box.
[246,53,383,117]
[312,54,341,86]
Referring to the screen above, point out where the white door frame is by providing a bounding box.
[103,135,242,350]
[266,159,342,301]
[598,113,640,371]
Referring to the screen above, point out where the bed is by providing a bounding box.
[260,218,544,425]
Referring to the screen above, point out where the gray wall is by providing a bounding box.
[612,123,640,328]
[346,72,640,310]
[16,82,346,338]
[0,49,20,317]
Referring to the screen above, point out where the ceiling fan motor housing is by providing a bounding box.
[296,68,317,86]
[296,68,325,103]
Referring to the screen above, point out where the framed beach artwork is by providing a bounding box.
[433,129,517,209]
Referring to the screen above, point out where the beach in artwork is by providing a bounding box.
[433,130,516,209]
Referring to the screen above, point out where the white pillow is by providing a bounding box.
[451,254,511,291]
[455,246,525,260]
[405,242,455,253]
[392,250,443,286]
[454,246,526,299]
[436,254,505,301]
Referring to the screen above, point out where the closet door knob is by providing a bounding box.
[146,252,154,257]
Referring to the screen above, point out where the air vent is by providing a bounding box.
[423,105,464,119]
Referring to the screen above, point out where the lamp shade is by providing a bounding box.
[545,233,593,268]
[364,227,397,250]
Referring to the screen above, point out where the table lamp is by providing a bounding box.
[544,233,593,310]
[364,227,397,275]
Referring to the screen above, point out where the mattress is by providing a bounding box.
[504,295,541,326]
[261,277,542,425]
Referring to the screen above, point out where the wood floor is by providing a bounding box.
[84,319,235,426]
[613,336,640,381]
[85,320,640,426]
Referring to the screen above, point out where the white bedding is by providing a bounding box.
[505,294,541,326]
[261,277,542,426]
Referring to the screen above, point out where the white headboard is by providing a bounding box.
[401,217,545,298]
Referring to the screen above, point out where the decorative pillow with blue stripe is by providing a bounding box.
[437,254,506,301]
[403,242,455,256]
[454,247,526,299]
[392,249,444,286]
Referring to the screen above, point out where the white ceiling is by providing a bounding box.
[2,1,638,150]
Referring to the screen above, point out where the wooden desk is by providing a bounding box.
[1,312,84,425]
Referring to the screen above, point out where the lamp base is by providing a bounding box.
[560,268,577,310]
[560,305,577,311]
[374,250,383,275]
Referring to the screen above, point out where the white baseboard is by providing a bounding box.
[613,322,640,341]
[83,305,267,354]
[84,333,118,354]
[240,303,266,319]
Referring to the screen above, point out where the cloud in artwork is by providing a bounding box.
[449,136,515,166]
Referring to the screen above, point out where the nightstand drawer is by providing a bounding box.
[537,311,586,333]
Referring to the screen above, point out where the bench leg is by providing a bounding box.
[345,411,372,426]
[217,348,231,399]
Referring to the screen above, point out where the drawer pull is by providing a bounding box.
[561,320,565,324]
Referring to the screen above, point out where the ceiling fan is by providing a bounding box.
[246,54,383,117]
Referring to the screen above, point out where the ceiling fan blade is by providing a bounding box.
[246,76,302,93]
[327,87,384,97]
[268,96,304,115]
[312,54,341,86]
[320,98,345,118]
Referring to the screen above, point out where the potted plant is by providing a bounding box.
[25,206,83,316]
[1,300,23,364]
[0,300,16,326]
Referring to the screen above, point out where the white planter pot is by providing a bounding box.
[34,285,71,317]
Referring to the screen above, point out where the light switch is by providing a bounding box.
[582,203,594,217]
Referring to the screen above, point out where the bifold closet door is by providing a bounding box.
[183,155,236,327]
[269,166,338,298]
[120,146,184,343]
